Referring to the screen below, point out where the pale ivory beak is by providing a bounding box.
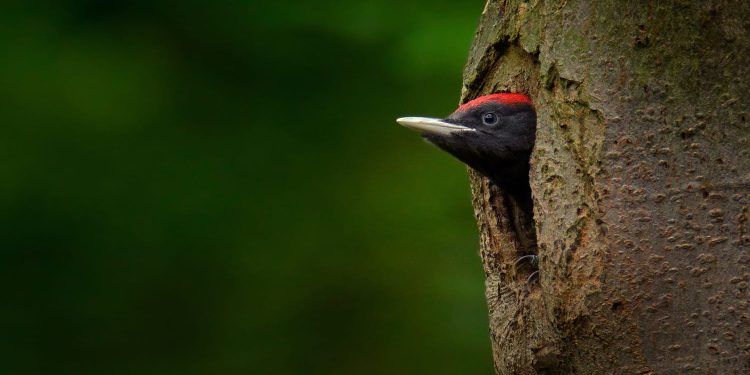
[396,117,475,137]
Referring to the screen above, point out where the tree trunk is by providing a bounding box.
[462,1,750,373]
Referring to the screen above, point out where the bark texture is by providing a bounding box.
[462,1,750,373]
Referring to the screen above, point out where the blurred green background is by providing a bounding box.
[1,1,490,374]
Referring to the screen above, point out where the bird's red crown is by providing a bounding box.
[454,93,532,114]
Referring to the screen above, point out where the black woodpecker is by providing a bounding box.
[396,93,538,279]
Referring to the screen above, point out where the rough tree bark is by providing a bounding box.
[461,1,750,373]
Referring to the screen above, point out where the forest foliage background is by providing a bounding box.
[1,1,492,374]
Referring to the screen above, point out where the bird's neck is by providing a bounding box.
[485,157,533,216]
[486,160,536,253]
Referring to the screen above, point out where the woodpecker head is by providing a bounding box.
[396,93,536,193]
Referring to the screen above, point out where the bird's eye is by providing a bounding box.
[482,112,498,125]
